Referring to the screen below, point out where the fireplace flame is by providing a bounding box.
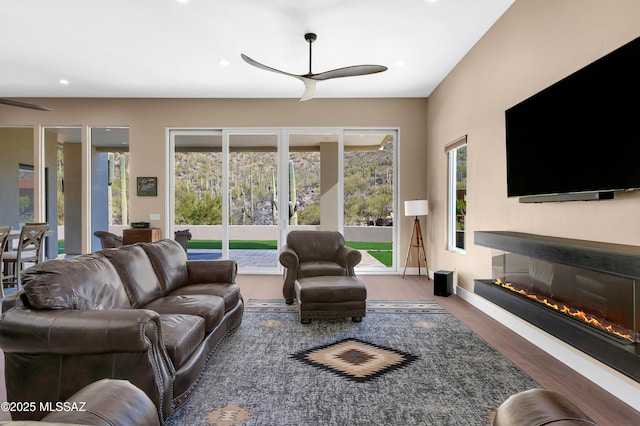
[494,278,634,342]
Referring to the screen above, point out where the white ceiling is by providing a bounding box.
[1,0,514,101]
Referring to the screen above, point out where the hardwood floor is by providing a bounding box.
[1,274,638,424]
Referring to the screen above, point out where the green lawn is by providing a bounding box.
[189,240,393,267]
[346,241,393,266]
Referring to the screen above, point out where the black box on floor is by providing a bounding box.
[434,270,453,296]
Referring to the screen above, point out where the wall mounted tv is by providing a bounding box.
[505,36,640,203]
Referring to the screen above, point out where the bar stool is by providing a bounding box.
[0,226,12,298]
[3,222,49,292]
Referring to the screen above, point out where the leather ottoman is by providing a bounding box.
[294,276,367,324]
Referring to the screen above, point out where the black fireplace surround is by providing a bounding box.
[474,231,640,382]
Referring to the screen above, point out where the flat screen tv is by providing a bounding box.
[505,36,640,201]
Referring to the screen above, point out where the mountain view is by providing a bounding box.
[58,143,393,228]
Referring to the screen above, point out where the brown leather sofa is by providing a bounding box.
[0,239,243,424]
[279,231,362,304]
[0,378,160,426]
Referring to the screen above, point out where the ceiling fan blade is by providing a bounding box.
[0,98,52,111]
[242,54,318,101]
[299,78,316,102]
[241,54,299,78]
[241,34,387,101]
[311,65,388,81]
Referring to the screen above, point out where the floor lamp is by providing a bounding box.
[402,200,428,278]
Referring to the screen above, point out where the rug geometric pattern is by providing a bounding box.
[165,300,541,426]
[291,338,419,383]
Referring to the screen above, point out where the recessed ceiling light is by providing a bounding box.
[176,0,191,4]
[395,60,407,67]
[425,0,439,3]
[58,79,69,85]
[219,59,230,66]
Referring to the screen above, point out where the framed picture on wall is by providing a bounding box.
[137,177,157,196]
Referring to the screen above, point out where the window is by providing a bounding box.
[446,136,467,252]
[18,164,35,225]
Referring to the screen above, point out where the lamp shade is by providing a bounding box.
[404,200,429,216]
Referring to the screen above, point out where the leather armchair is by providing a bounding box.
[279,231,362,304]
[93,230,123,249]
[0,378,160,426]
[493,389,597,426]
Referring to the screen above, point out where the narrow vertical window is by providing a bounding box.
[446,136,467,253]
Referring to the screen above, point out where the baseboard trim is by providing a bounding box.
[455,285,640,412]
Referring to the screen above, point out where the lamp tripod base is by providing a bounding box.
[402,216,428,278]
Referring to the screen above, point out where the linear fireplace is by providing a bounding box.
[474,231,640,382]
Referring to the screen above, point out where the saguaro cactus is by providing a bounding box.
[288,160,298,225]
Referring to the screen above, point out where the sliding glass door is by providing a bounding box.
[227,131,282,271]
[170,129,284,272]
[169,127,398,273]
[90,126,130,252]
[171,130,224,261]
[343,130,396,271]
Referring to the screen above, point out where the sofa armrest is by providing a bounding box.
[278,245,299,272]
[42,378,160,426]
[1,291,23,312]
[187,259,237,284]
[0,308,162,355]
[279,245,299,302]
[336,245,362,272]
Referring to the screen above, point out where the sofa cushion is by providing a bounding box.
[168,283,241,313]
[143,295,225,332]
[22,254,131,310]
[100,245,164,308]
[160,314,205,369]
[140,239,189,294]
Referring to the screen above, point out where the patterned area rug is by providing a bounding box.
[166,300,540,426]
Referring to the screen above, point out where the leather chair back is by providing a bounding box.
[94,230,124,249]
[286,231,345,263]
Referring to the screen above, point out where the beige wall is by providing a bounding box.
[426,0,640,291]
[0,98,428,261]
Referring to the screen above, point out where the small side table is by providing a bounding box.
[123,228,161,245]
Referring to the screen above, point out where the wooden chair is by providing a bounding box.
[0,226,12,298]
[3,222,49,292]
[94,230,124,249]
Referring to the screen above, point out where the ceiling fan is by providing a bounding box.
[0,98,52,111]
[241,33,387,102]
